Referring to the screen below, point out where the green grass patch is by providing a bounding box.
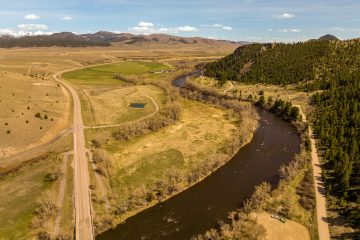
[114,149,184,198]
[63,61,170,85]
[0,157,58,239]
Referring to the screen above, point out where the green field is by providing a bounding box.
[63,61,171,85]
[0,155,60,239]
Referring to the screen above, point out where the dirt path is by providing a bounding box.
[85,93,160,130]
[0,128,72,170]
[87,151,111,212]
[54,70,94,240]
[54,151,72,236]
[296,106,330,240]
[224,81,233,94]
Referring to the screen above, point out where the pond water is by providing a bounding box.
[129,103,146,109]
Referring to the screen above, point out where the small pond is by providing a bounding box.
[129,103,146,109]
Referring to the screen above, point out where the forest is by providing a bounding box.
[205,39,360,225]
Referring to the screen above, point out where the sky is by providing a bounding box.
[0,0,359,42]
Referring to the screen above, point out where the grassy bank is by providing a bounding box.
[86,98,258,233]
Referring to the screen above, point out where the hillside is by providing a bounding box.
[0,31,242,48]
[204,38,360,226]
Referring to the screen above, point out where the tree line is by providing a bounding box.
[204,38,360,226]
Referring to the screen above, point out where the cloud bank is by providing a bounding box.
[129,22,198,34]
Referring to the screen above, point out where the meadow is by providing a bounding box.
[0,153,62,239]
[0,71,70,159]
[0,44,237,238]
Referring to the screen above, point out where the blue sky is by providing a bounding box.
[0,0,359,42]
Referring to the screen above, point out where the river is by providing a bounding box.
[97,99,300,240]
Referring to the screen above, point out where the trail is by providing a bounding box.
[54,151,72,236]
[87,151,111,212]
[54,70,94,240]
[223,81,233,94]
[0,128,72,171]
[296,106,330,240]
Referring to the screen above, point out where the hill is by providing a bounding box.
[0,31,242,48]
[204,39,360,226]
[319,34,339,41]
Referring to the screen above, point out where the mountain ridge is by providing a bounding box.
[0,31,245,48]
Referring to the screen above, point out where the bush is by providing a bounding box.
[35,112,41,118]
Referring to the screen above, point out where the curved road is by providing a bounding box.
[54,70,94,240]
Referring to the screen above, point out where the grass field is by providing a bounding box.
[82,85,166,126]
[63,61,171,86]
[252,212,310,240]
[86,99,243,202]
[0,71,70,159]
[63,61,170,127]
[0,45,237,237]
[0,154,61,239]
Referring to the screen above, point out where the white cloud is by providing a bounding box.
[267,28,273,32]
[17,24,48,31]
[61,16,72,21]
[24,14,40,20]
[222,26,232,30]
[176,26,198,32]
[205,24,233,31]
[138,22,154,28]
[129,22,198,34]
[276,13,295,20]
[0,23,52,37]
[281,28,301,33]
[0,28,53,37]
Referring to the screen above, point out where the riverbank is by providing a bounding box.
[182,75,318,240]
[90,98,258,235]
[97,105,300,240]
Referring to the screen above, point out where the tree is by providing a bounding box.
[290,106,300,121]
[257,95,265,107]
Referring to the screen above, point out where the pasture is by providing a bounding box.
[0,71,70,159]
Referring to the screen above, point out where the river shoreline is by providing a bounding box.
[96,73,300,239]
[97,123,257,234]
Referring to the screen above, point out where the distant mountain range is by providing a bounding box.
[0,31,342,48]
[0,31,245,48]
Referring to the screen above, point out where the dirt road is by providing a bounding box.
[54,70,94,240]
[297,106,330,240]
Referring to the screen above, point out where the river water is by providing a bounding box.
[97,104,300,240]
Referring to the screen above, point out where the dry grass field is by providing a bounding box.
[0,71,70,159]
[0,44,237,239]
[251,212,310,240]
[0,44,234,161]
[63,61,171,126]
[82,85,166,126]
[84,99,257,228]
